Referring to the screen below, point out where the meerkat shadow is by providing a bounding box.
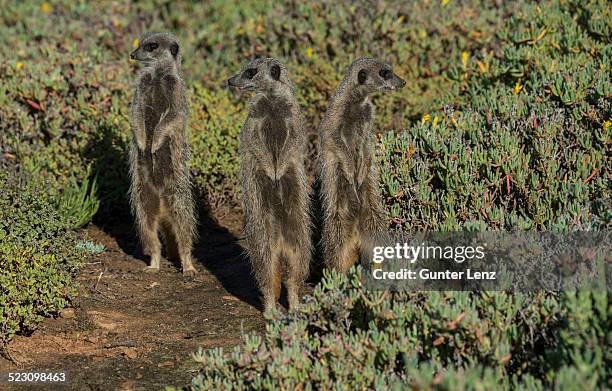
[82,123,144,260]
[307,177,325,285]
[192,187,262,310]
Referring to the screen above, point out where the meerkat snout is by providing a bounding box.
[227,69,255,91]
[378,68,406,90]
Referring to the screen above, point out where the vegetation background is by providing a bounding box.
[0,0,609,389]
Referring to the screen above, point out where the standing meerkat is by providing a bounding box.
[228,58,311,312]
[318,57,405,273]
[128,32,197,276]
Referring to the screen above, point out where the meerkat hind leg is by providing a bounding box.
[336,230,361,273]
[140,215,162,273]
[324,209,361,273]
[135,184,164,273]
[261,242,282,313]
[284,244,308,311]
[160,219,180,263]
[326,170,362,273]
[166,215,197,277]
[277,168,309,310]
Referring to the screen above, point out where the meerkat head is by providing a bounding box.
[346,57,406,95]
[130,32,181,67]
[227,57,291,93]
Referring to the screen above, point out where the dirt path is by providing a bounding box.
[0,217,271,390]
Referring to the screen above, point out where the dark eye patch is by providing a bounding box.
[379,69,392,80]
[270,64,280,80]
[170,42,179,56]
[144,42,159,52]
[243,68,258,79]
[358,69,367,84]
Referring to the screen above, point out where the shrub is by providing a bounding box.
[75,240,105,254]
[379,0,610,231]
[185,268,609,390]
[0,171,81,350]
[54,172,100,229]
[189,84,244,209]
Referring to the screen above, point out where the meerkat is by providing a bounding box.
[228,58,311,312]
[128,32,197,276]
[318,57,405,273]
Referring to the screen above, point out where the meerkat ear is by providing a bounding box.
[358,69,367,84]
[270,64,281,81]
[170,42,179,57]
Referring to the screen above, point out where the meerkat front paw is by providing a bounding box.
[136,138,147,153]
[151,136,165,155]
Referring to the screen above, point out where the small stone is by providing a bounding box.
[59,308,76,318]
[122,347,138,359]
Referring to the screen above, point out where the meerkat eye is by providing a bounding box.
[379,69,392,80]
[244,68,258,79]
[144,42,159,52]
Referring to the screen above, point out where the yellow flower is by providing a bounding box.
[476,60,488,74]
[132,39,139,49]
[306,47,313,59]
[422,113,430,123]
[15,62,23,71]
[603,120,611,131]
[441,0,450,5]
[432,115,439,126]
[41,2,51,13]
[513,81,523,95]
[461,51,469,69]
